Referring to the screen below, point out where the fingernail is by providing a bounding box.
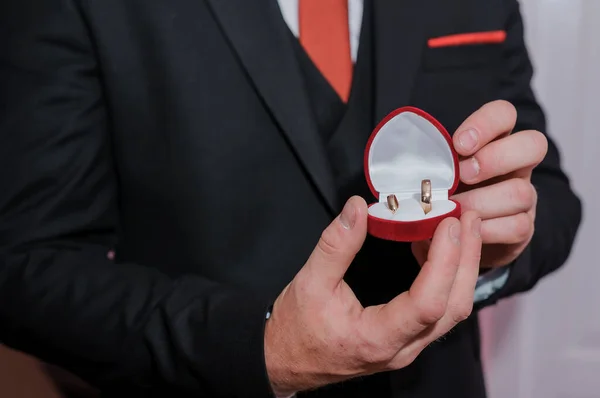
[460,157,480,181]
[339,201,356,230]
[449,222,461,245]
[458,129,478,151]
[472,218,482,238]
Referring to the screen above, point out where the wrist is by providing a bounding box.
[264,302,298,397]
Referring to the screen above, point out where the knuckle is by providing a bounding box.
[529,130,549,162]
[527,183,538,208]
[449,301,473,323]
[416,299,447,325]
[317,228,342,257]
[357,341,391,365]
[388,348,422,371]
[355,329,392,365]
[511,179,536,208]
[495,100,518,121]
[513,213,533,241]
[486,100,517,127]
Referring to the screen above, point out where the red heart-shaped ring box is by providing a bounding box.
[364,107,461,242]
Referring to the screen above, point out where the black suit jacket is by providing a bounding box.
[0,0,582,397]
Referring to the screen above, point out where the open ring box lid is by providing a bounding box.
[364,107,461,242]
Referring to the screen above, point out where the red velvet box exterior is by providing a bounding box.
[364,107,461,242]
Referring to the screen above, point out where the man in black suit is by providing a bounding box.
[0,0,582,397]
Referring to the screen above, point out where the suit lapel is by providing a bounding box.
[373,0,432,122]
[205,0,339,214]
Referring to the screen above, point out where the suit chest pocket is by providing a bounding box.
[422,43,504,71]
[410,44,505,133]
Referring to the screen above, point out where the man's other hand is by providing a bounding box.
[449,100,547,268]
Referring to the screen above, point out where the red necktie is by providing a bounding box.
[299,0,353,102]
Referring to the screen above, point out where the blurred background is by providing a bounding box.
[480,1,599,397]
[0,0,597,396]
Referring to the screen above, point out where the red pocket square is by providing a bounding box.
[428,30,507,48]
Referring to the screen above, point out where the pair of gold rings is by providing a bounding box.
[386,179,432,215]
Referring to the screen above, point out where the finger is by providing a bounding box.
[453,100,517,156]
[452,178,537,219]
[372,218,461,341]
[480,212,534,244]
[393,211,482,362]
[411,239,431,266]
[455,167,533,194]
[303,196,368,291]
[436,212,482,323]
[459,130,548,184]
[480,203,536,267]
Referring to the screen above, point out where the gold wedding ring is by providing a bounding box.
[421,179,432,215]
[387,194,399,214]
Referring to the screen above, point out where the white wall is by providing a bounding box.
[480,1,600,397]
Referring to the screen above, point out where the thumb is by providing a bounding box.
[303,196,368,291]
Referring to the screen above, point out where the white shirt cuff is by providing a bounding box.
[474,266,510,303]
